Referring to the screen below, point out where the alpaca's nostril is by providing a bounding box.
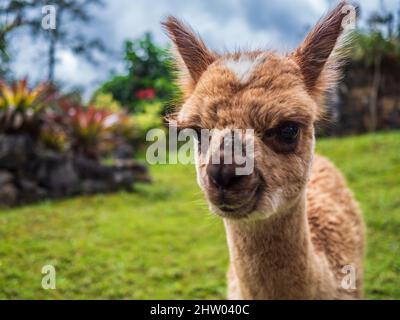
[206,163,243,189]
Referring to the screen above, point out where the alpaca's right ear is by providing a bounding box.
[292,1,352,105]
[162,16,216,93]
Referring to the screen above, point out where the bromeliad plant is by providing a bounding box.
[0,78,136,160]
[61,102,119,159]
[39,121,69,153]
[0,79,55,135]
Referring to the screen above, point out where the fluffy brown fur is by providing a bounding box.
[162,1,365,299]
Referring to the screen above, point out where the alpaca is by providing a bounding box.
[162,1,365,299]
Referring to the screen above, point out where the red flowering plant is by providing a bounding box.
[60,100,119,160]
[134,87,156,100]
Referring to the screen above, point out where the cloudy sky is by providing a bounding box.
[10,0,399,99]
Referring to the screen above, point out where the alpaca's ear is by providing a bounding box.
[292,1,352,101]
[162,16,216,93]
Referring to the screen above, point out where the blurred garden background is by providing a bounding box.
[0,0,399,299]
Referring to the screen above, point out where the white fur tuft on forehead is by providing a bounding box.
[223,53,267,84]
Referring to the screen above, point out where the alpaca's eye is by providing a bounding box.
[277,122,299,144]
[263,121,300,154]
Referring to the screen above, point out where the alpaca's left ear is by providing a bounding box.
[162,16,217,96]
[292,1,353,103]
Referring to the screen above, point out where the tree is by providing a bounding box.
[0,0,106,83]
[355,32,386,131]
[96,33,177,113]
[0,11,22,79]
[0,23,12,78]
[353,1,400,132]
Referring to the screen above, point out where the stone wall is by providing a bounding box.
[324,60,400,136]
[0,134,150,206]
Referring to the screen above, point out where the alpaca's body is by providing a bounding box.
[226,155,365,299]
[163,1,366,300]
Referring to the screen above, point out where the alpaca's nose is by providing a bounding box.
[206,163,243,189]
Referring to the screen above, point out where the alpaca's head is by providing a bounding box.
[163,2,351,220]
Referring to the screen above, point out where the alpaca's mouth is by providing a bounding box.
[213,183,264,218]
[216,200,257,219]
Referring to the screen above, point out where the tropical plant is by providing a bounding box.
[96,33,177,113]
[0,79,55,135]
[60,102,118,159]
[91,92,123,113]
[130,101,164,147]
[39,121,69,152]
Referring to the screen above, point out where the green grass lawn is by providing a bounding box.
[0,131,399,299]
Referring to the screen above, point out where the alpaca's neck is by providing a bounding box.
[224,193,333,299]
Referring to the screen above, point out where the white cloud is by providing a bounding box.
[56,50,100,91]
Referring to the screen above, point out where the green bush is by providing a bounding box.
[95,33,178,114]
[130,101,165,147]
[91,92,123,114]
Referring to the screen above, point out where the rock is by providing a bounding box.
[74,156,114,180]
[110,170,134,190]
[34,151,81,197]
[0,134,33,169]
[81,179,113,194]
[114,159,151,183]
[47,160,80,197]
[76,157,150,192]
[113,143,135,160]
[17,179,47,203]
[0,170,14,186]
[130,163,151,183]
[0,183,18,206]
